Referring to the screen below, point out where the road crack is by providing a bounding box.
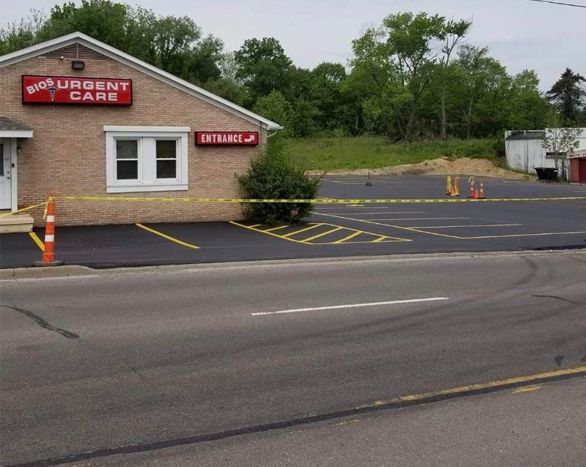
[531,294,579,305]
[0,304,79,339]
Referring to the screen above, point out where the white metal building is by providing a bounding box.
[505,129,586,177]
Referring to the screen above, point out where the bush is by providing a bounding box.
[238,141,320,225]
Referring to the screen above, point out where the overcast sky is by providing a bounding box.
[2,0,585,90]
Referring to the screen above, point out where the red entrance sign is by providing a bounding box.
[22,75,132,105]
[196,131,259,146]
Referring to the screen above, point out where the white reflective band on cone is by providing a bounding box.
[44,235,55,242]
[46,215,55,222]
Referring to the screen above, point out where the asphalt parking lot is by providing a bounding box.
[1,175,586,268]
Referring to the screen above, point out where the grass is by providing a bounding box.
[283,136,501,171]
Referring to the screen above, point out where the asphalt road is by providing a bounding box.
[98,377,586,467]
[1,251,585,465]
[1,176,586,269]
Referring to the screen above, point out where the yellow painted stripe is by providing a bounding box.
[230,221,309,245]
[314,212,463,240]
[302,226,344,243]
[28,232,45,252]
[372,235,391,243]
[512,384,542,394]
[263,225,290,232]
[135,223,199,250]
[395,366,586,403]
[334,230,363,244]
[281,224,323,238]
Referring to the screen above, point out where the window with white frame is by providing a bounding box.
[104,126,189,193]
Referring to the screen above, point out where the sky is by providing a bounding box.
[1,0,585,90]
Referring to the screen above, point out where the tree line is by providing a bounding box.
[1,1,585,140]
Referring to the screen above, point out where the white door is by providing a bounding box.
[0,140,12,210]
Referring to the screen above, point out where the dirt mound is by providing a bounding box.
[309,157,531,181]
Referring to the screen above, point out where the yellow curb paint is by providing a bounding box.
[512,384,542,394]
[135,224,200,250]
[359,366,586,408]
[28,232,45,252]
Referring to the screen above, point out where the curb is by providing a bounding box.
[1,248,585,281]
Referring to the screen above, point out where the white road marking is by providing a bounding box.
[251,297,449,316]
[414,223,522,229]
[373,217,470,221]
[315,211,426,215]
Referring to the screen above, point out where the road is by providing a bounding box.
[1,251,585,465]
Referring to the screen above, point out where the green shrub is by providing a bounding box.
[238,142,319,225]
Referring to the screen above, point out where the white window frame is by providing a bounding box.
[104,126,189,193]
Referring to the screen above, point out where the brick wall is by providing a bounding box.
[0,47,267,225]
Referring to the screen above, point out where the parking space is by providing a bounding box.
[1,175,585,269]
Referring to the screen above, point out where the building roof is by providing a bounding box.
[505,131,545,141]
[0,116,33,138]
[0,32,283,131]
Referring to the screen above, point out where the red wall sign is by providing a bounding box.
[22,75,132,105]
[196,131,259,146]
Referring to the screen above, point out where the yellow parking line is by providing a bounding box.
[282,223,323,238]
[263,225,290,232]
[28,232,45,252]
[135,223,200,250]
[302,226,344,243]
[372,235,391,243]
[230,221,309,245]
[334,230,363,244]
[314,212,463,239]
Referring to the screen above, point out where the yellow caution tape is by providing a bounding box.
[54,195,586,204]
[0,201,48,218]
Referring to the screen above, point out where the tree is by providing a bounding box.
[234,37,293,104]
[542,127,581,180]
[547,68,586,124]
[437,19,471,138]
[1,1,224,86]
[351,12,456,140]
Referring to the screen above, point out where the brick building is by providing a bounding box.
[0,32,281,228]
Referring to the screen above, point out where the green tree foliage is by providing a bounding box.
[234,37,293,103]
[547,68,586,125]
[1,5,580,140]
[1,1,224,86]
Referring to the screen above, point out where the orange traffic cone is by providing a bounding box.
[477,180,486,199]
[34,197,63,266]
[468,181,475,198]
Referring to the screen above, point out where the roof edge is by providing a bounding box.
[0,32,283,131]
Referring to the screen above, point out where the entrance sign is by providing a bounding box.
[196,131,259,146]
[22,75,132,105]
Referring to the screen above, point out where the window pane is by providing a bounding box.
[156,140,176,159]
[117,160,138,180]
[157,160,176,179]
[116,140,137,160]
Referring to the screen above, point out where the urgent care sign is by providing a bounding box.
[22,75,132,105]
[196,131,259,146]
